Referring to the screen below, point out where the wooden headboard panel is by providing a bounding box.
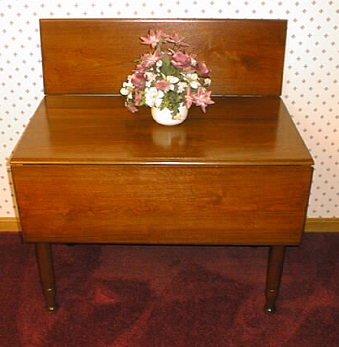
[40,19,287,96]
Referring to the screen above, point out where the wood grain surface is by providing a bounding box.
[10,95,313,166]
[40,19,287,95]
[12,165,312,245]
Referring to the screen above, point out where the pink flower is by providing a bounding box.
[166,33,189,47]
[196,62,211,78]
[171,51,192,69]
[134,90,143,106]
[125,102,138,113]
[185,88,194,109]
[137,51,161,70]
[131,71,146,89]
[140,29,165,48]
[155,79,171,92]
[192,88,214,113]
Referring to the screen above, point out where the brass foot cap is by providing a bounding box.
[265,305,276,314]
[47,305,58,313]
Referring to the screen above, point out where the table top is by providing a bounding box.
[11,95,313,166]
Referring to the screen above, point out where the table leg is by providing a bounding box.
[35,243,58,312]
[265,245,286,313]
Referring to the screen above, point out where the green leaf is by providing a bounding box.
[160,57,178,76]
[161,90,184,118]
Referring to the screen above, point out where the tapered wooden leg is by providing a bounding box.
[265,246,286,313]
[35,243,58,312]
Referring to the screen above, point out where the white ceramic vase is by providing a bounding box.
[151,104,188,126]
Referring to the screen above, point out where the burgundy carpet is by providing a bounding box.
[0,234,338,346]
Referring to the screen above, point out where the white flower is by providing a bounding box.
[166,75,179,84]
[190,80,201,89]
[169,84,175,91]
[204,78,211,86]
[145,87,164,108]
[123,81,133,88]
[121,78,135,96]
[154,92,164,107]
[120,87,129,96]
[145,71,156,82]
[127,93,133,100]
[156,60,163,67]
[145,88,156,107]
[177,82,188,93]
[191,58,197,66]
[186,73,198,81]
[184,73,200,88]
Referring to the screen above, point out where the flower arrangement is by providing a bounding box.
[120,29,214,124]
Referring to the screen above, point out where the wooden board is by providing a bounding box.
[11,165,312,245]
[10,95,313,166]
[40,19,287,96]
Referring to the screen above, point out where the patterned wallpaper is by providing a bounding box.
[0,0,338,218]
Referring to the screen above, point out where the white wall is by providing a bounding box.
[0,0,338,218]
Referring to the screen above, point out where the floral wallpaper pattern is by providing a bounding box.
[0,0,338,218]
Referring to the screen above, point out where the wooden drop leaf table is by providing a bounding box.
[10,19,313,313]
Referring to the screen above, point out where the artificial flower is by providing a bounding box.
[204,78,211,86]
[186,73,198,80]
[166,75,179,84]
[125,102,138,113]
[134,90,143,106]
[120,87,129,96]
[140,29,165,48]
[137,51,161,71]
[121,29,213,117]
[171,51,192,69]
[166,33,189,47]
[196,61,210,78]
[155,79,171,92]
[122,81,133,88]
[190,80,201,89]
[145,71,157,82]
[177,81,188,93]
[145,87,164,108]
[192,87,214,112]
[131,71,146,89]
[185,73,200,89]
